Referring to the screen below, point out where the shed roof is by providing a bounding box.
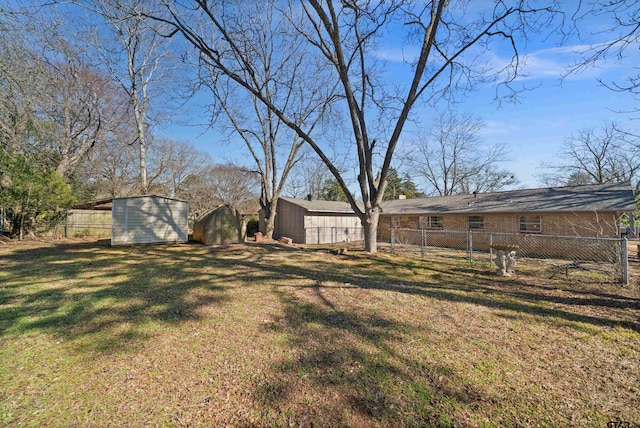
[113,194,188,204]
[200,200,261,218]
[280,197,360,213]
[381,182,637,215]
[73,194,190,211]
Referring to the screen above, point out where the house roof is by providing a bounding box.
[381,182,637,215]
[280,197,360,213]
[72,198,113,210]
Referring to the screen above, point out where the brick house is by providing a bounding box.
[268,183,636,247]
[378,182,637,240]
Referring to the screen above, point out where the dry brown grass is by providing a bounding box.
[0,238,639,427]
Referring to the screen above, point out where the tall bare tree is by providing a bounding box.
[154,0,563,252]
[171,2,337,238]
[146,137,211,197]
[206,163,260,209]
[406,112,517,196]
[74,0,176,194]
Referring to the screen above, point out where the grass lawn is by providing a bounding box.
[0,239,638,427]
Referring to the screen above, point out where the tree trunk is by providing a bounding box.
[264,208,276,239]
[362,207,380,253]
[234,208,247,243]
[133,104,148,194]
[139,135,148,194]
[261,195,280,239]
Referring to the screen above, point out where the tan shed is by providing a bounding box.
[265,197,364,244]
[111,195,189,246]
[193,205,243,245]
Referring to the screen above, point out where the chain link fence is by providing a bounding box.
[386,228,631,285]
[305,226,364,244]
[1,209,112,239]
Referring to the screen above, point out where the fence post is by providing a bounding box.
[391,229,395,254]
[65,210,69,238]
[317,227,320,245]
[468,230,473,265]
[489,234,493,268]
[421,229,426,259]
[621,238,629,285]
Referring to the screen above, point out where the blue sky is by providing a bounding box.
[160,2,639,191]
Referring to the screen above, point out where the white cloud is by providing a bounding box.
[491,41,639,82]
[373,47,418,63]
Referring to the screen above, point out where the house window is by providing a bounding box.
[419,216,443,229]
[468,216,484,230]
[519,215,541,234]
[391,216,400,228]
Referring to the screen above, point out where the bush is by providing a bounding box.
[246,218,259,237]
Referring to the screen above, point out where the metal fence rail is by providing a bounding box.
[0,207,6,233]
[389,229,630,285]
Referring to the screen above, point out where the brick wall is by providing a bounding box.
[377,211,622,261]
[378,211,620,240]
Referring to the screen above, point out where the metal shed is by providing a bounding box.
[111,195,189,246]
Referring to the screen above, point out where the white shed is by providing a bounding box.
[111,195,189,246]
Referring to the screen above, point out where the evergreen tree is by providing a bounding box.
[383,168,423,201]
[318,178,348,202]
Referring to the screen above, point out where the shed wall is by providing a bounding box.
[111,196,188,245]
[304,214,363,244]
[273,199,306,243]
[193,205,243,245]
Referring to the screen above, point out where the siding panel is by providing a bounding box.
[111,196,188,246]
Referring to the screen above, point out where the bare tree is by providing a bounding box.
[0,8,114,179]
[171,2,337,238]
[539,121,640,191]
[176,172,220,219]
[206,163,260,209]
[284,149,332,199]
[154,0,563,252]
[75,114,140,198]
[406,112,517,196]
[146,137,211,197]
[74,0,176,194]
[48,62,112,178]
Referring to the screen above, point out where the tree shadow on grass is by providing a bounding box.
[251,288,481,426]
[0,240,231,353]
[225,250,640,425]
[1,239,638,357]
[227,249,640,334]
[1,239,638,424]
